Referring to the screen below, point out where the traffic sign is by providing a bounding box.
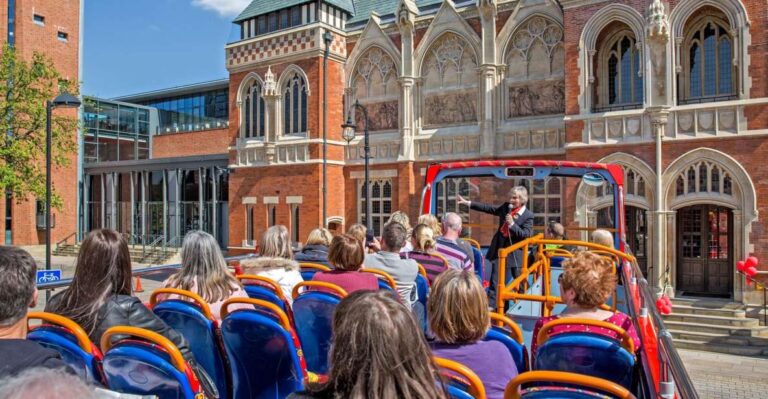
[36,269,62,284]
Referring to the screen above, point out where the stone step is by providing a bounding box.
[673,339,768,357]
[670,297,745,310]
[663,313,759,327]
[668,329,768,346]
[662,320,768,337]
[670,304,747,318]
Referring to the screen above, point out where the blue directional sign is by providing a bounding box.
[36,269,62,284]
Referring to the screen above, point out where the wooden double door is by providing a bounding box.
[676,205,733,297]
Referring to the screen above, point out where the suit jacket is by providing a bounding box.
[469,201,534,264]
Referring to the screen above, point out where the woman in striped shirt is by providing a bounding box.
[401,224,450,283]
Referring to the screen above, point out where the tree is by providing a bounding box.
[0,44,78,208]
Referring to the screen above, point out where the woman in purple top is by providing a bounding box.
[402,224,449,283]
[312,234,378,294]
[428,269,518,399]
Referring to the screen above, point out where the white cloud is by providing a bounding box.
[191,0,252,17]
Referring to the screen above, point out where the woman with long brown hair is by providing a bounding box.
[289,290,446,399]
[45,229,217,397]
[162,230,249,321]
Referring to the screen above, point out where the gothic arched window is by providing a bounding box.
[595,28,643,112]
[242,80,266,138]
[681,12,735,104]
[283,73,308,135]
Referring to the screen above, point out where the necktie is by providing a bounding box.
[500,207,521,238]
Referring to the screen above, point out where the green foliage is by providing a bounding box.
[0,44,79,208]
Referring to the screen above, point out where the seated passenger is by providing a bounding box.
[591,229,614,248]
[161,230,250,321]
[294,228,333,264]
[45,229,216,397]
[387,211,413,253]
[531,251,641,360]
[288,290,445,399]
[428,269,518,399]
[436,213,473,272]
[241,225,304,305]
[312,234,378,294]
[418,213,443,236]
[0,247,72,378]
[0,368,100,399]
[347,223,380,253]
[364,222,418,305]
[401,224,449,284]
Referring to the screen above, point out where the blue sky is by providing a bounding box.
[83,0,251,98]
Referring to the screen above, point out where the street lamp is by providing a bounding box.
[45,92,81,297]
[341,100,372,229]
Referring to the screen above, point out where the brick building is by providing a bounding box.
[218,0,767,302]
[0,0,81,247]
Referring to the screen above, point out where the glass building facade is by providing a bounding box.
[137,88,228,134]
[83,97,154,163]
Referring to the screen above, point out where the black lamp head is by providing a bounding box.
[51,92,81,108]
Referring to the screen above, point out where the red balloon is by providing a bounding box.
[746,280,754,287]
[737,260,746,272]
[663,295,672,306]
[746,256,759,268]
[745,266,758,277]
[661,305,672,315]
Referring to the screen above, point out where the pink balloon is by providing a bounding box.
[737,260,746,272]
[745,266,758,277]
[746,256,759,268]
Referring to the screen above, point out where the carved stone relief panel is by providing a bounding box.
[352,47,400,132]
[356,101,399,131]
[504,17,565,120]
[422,33,479,127]
[507,80,565,117]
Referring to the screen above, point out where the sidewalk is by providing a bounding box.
[679,349,768,398]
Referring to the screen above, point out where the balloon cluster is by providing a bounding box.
[655,295,672,315]
[736,256,759,277]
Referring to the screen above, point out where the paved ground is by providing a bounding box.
[679,349,768,398]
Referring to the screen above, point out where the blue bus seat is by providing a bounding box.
[100,326,203,399]
[237,274,292,318]
[485,313,528,372]
[27,312,104,385]
[291,281,347,374]
[415,273,429,331]
[150,288,230,399]
[220,298,305,399]
[299,262,331,281]
[505,371,633,399]
[534,321,636,389]
[471,247,485,282]
[434,357,486,399]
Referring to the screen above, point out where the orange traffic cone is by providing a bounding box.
[134,276,144,293]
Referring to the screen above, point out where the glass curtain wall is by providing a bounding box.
[83,98,150,164]
[140,89,228,134]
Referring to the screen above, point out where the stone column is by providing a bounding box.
[648,107,670,293]
[645,0,671,107]
[397,0,418,161]
[262,66,279,163]
[477,0,498,157]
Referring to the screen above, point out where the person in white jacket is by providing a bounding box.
[241,225,304,304]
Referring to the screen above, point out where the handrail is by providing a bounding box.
[489,312,524,344]
[298,262,331,272]
[434,357,487,399]
[220,297,292,330]
[536,318,636,354]
[237,274,289,303]
[55,232,77,251]
[292,281,348,300]
[149,288,214,321]
[28,312,94,354]
[36,254,258,291]
[361,269,398,291]
[100,326,187,372]
[504,371,633,399]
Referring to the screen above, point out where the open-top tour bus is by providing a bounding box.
[422,160,697,399]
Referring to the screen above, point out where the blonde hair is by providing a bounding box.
[418,214,442,236]
[306,228,333,246]
[347,223,367,244]
[412,224,436,252]
[591,229,613,248]
[388,211,412,231]
[560,251,616,308]
[165,230,242,303]
[428,269,489,344]
[260,225,293,259]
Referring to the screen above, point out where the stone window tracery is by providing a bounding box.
[680,11,736,104]
[351,47,399,131]
[675,162,733,197]
[505,16,565,118]
[241,79,266,139]
[283,73,308,135]
[595,28,643,112]
[422,33,478,127]
[359,179,392,236]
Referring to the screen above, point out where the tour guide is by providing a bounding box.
[457,186,534,306]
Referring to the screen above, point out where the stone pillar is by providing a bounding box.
[397,0,418,161]
[648,107,670,294]
[477,0,498,157]
[645,0,671,107]
[262,66,279,163]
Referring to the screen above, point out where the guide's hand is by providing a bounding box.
[457,195,470,206]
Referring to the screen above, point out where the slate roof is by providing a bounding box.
[234,0,356,22]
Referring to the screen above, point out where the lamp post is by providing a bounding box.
[322,29,332,228]
[45,92,81,299]
[341,100,371,228]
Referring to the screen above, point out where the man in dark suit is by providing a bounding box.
[458,186,534,306]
